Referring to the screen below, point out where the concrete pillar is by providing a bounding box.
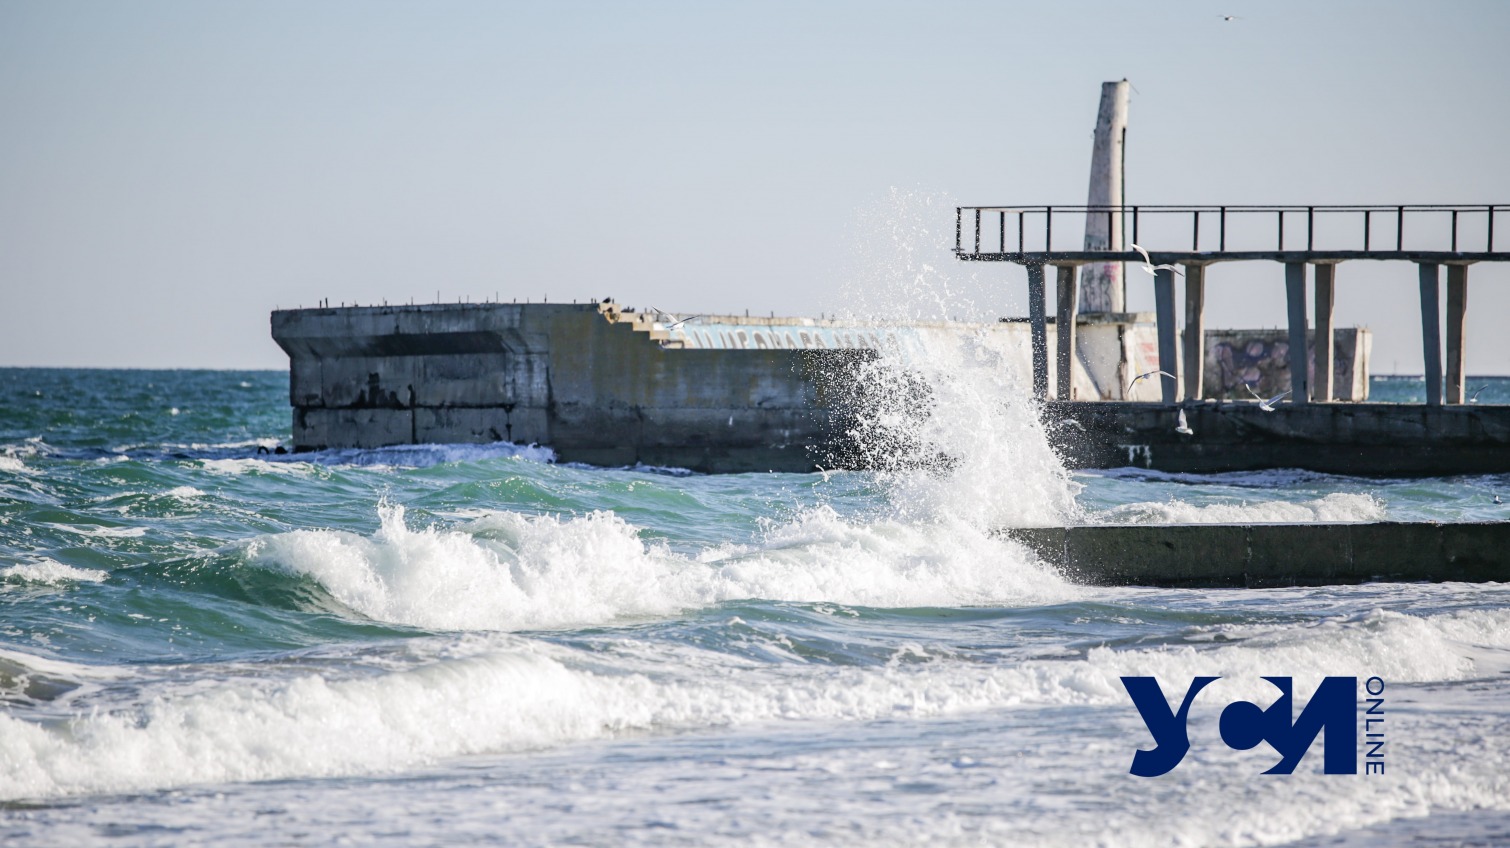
[1419,263,1443,407]
[1446,264,1468,404]
[1055,265,1078,400]
[1285,262,1309,404]
[1313,263,1336,402]
[1182,264,1205,401]
[1154,266,1179,403]
[1028,263,1049,399]
[1079,80,1130,314]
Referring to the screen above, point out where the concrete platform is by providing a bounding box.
[1046,401,1510,476]
[1007,521,1510,588]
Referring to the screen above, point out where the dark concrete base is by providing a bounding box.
[1008,521,1510,588]
[1047,401,1510,476]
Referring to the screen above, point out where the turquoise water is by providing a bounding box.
[2,368,1508,846]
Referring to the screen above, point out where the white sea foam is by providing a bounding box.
[0,606,1500,801]
[245,502,1073,632]
[163,486,205,499]
[293,442,556,468]
[199,458,305,476]
[1097,492,1387,524]
[48,524,148,539]
[0,456,30,475]
[0,561,108,585]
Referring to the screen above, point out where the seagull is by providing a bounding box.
[1218,14,1242,22]
[1129,244,1185,278]
[1056,418,1086,431]
[1470,385,1489,403]
[1126,369,1176,397]
[1175,408,1194,435]
[649,307,701,331]
[1494,494,1503,505]
[1247,385,1292,411]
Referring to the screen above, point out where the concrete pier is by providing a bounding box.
[1009,521,1509,588]
[1046,400,1510,476]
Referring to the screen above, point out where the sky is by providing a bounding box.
[1,0,1507,371]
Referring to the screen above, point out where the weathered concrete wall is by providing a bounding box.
[272,303,846,470]
[1009,522,1509,587]
[274,302,1510,476]
[1204,328,1371,401]
[271,302,1158,470]
[1046,400,1510,475]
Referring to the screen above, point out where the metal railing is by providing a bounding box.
[954,204,1507,257]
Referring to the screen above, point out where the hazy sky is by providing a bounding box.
[2,0,1507,371]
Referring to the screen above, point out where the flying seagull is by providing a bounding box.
[1175,408,1194,435]
[1494,494,1503,505]
[649,307,701,330]
[1130,244,1185,277]
[1470,385,1489,403]
[1126,369,1176,397]
[1218,14,1242,22]
[1056,418,1086,431]
[1244,382,1293,411]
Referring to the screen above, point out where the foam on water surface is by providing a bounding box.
[0,605,1503,807]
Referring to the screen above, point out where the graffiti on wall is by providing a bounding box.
[1204,329,1369,401]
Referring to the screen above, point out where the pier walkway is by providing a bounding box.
[955,204,1510,406]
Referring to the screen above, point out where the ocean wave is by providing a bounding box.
[1095,492,1386,524]
[242,501,1074,632]
[0,606,1501,801]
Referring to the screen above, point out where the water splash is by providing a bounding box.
[819,188,1081,530]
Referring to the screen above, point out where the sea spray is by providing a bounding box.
[820,188,1082,530]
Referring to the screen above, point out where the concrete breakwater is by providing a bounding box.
[271,301,1509,475]
[1008,521,1509,587]
[270,300,1151,471]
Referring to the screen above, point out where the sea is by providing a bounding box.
[2,366,1508,847]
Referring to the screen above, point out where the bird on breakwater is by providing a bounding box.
[1470,386,1489,403]
[1126,369,1176,397]
[1175,408,1194,435]
[1245,383,1292,411]
[1130,244,1185,277]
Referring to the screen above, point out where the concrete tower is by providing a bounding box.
[1079,80,1130,314]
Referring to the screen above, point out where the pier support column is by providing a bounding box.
[1055,265,1078,399]
[1028,263,1049,399]
[1313,263,1336,402]
[1446,264,1468,404]
[1182,264,1205,401]
[1285,262,1309,404]
[1419,263,1443,406]
[1154,266,1179,403]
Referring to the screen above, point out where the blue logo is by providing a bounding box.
[1122,676,1369,776]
